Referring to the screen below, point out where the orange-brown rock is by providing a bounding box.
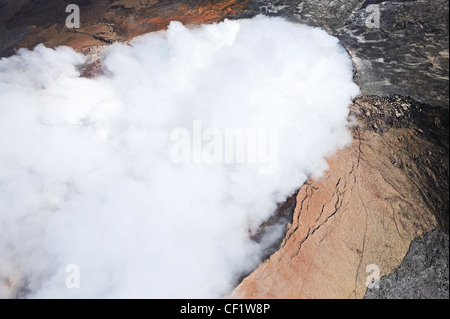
[1,1,447,299]
[1,0,249,55]
[231,96,448,299]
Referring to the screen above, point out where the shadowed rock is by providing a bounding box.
[0,0,448,299]
[365,230,449,299]
[0,0,249,57]
[231,95,448,298]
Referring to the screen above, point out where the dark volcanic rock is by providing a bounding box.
[231,95,448,298]
[0,0,250,57]
[350,95,449,233]
[247,0,449,109]
[233,1,450,298]
[365,230,449,299]
[1,1,448,109]
[0,0,448,299]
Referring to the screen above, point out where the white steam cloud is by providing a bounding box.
[0,16,359,298]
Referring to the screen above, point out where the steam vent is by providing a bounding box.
[0,0,448,300]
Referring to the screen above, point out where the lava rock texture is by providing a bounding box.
[0,0,448,299]
[365,230,449,299]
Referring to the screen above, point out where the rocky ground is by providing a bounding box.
[247,0,449,109]
[231,1,449,299]
[0,0,248,57]
[0,0,448,299]
[231,95,449,298]
[365,229,448,299]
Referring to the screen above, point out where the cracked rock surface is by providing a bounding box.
[231,0,449,299]
[1,0,448,299]
[231,96,448,298]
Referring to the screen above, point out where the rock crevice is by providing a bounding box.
[231,95,448,299]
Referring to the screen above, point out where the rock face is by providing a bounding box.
[365,229,449,299]
[1,0,448,299]
[2,1,446,106]
[0,0,249,57]
[247,0,449,109]
[231,0,449,299]
[231,95,449,298]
